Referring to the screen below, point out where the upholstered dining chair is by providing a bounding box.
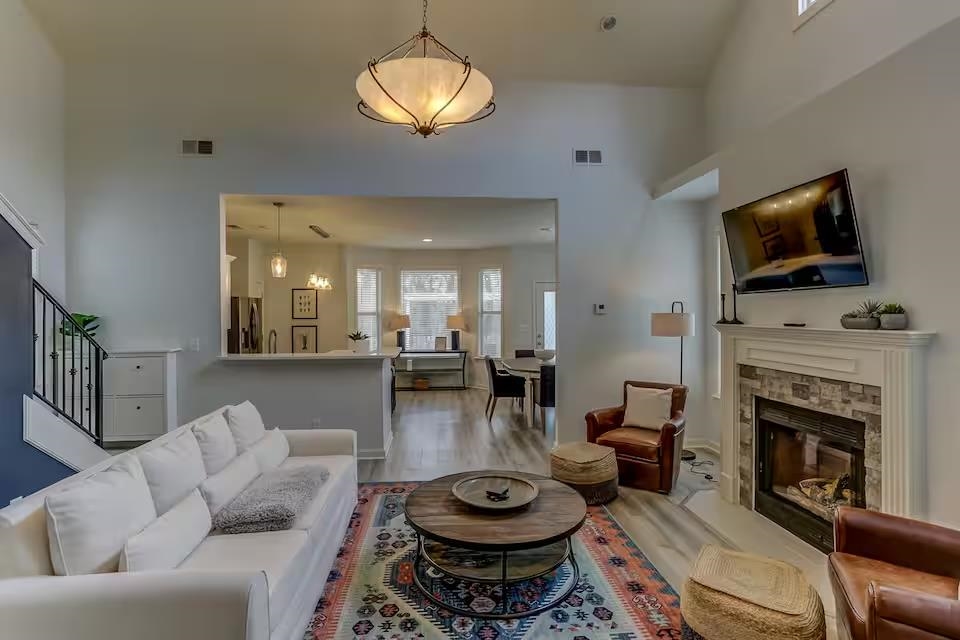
[484,357,526,421]
[532,364,555,432]
[514,349,536,358]
[585,381,688,494]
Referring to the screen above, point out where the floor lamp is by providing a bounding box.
[651,301,697,462]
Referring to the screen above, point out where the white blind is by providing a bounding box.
[356,268,381,351]
[478,268,502,357]
[798,0,817,15]
[400,270,459,350]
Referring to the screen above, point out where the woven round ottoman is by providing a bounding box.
[681,545,825,640]
[550,441,618,505]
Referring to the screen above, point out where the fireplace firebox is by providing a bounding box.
[755,397,866,552]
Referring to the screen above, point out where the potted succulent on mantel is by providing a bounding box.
[841,299,882,330]
[347,331,371,355]
[879,303,909,330]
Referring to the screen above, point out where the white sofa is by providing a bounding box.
[0,403,358,640]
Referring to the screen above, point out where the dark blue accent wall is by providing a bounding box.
[0,217,72,504]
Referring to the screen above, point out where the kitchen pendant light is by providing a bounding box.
[307,273,333,290]
[270,202,287,279]
[356,0,495,137]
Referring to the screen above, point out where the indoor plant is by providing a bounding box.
[347,330,371,354]
[879,303,908,330]
[841,300,882,330]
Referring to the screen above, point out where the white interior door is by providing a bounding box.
[534,282,557,350]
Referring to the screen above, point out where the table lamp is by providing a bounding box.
[651,301,697,462]
[390,315,411,351]
[446,315,466,351]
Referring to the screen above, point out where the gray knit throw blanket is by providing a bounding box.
[213,465,329,534]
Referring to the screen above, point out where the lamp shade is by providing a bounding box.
[389,315,411,330]
[446,315,466,331]
[651,312,695,338]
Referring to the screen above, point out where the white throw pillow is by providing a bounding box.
[249,428,290,471]
[226,401,268,452]
[622,386,674,430]
[119,489,211,572]
[192,412,238,475]
[137,431,207,515]
[199,451,259,515]
[45,455,157,576]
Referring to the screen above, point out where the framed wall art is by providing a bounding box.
[292,288,318,319]
[291,325,318,353]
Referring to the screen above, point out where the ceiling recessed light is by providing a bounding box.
[422,238,433,243]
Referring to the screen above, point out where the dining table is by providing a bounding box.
[501,357,556,425]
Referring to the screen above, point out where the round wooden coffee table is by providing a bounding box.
[405,471,587,619]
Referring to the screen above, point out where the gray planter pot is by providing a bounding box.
[880,313,909,330]
[841,316,880,330]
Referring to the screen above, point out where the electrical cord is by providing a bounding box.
[687,459,718,483]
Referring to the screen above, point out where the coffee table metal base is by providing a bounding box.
[411,533,580,620]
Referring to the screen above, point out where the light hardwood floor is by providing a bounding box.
[361,389,837,638]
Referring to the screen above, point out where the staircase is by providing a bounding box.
[29,280,110,468]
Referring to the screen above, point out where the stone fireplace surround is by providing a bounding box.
[717,325,935,521]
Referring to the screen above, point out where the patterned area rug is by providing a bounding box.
[305,482,682,639]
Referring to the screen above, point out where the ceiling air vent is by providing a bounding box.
[309,225,332,239]
[181,139,215,156]
[573,149,603,166]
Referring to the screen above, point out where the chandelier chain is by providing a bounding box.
[422,0,429,31]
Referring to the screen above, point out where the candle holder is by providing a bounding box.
[717,293,730,324]
[730,284,744,325]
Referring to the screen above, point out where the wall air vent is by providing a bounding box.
[573,149,603,166]
[309,225,331,239]
[181,139,215,156]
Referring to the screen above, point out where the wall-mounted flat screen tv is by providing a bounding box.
[722,169,868,293]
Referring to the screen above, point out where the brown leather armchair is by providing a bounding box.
[585,381,687,494]
[829,506,960,640]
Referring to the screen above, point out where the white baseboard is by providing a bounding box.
[23,395,111,471]
[685,438,720,457]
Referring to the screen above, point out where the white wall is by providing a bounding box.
[706,0,960,150]
[0,1,65,299]
[705,17,960,527]
[64,62,706,444]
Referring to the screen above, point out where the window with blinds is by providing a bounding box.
[355,268,381,352]
[400,270,459,351]
[478,268,502,357]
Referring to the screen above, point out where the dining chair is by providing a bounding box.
[514,349,536,358]
[484,357,526,421]
[533,364,555,432]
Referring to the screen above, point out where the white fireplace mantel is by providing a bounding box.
[716,324,935,519]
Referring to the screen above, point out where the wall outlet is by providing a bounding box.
[189,337,201,352]
[594,303,607,315]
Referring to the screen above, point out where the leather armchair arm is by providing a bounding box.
[869,583,960,640]
[835,507,960,579]
[585,406,625,441]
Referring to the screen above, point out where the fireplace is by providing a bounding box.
[755,398,866,552]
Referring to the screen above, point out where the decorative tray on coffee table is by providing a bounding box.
[451,473,540,510]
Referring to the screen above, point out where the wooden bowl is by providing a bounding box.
[451,473,540,510]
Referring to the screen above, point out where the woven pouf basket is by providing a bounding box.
[550,441,618,505]
[681,545,826,640]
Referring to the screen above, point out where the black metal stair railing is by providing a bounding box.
[32,281,107,445]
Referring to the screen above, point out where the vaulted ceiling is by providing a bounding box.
[27,0,741,87]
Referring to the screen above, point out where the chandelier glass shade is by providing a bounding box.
[356,0,495,137]
[307,273,333,290]
[270,202,287,279]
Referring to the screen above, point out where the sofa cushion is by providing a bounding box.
[45,455,157,576]
[279,455,357,543]
[226,401,267,452]
[596,427,661,462]
[178,529,311,631]
[622,385,673,430]
[192,412,237,475]
[137,431,207,515]
[120,489,211,572]
[249,429,290,471]
[199,451,259,516]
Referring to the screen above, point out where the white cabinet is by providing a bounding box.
[102,350,179,443]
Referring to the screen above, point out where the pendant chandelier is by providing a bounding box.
[270,202,287,279]
[356,0,495,137]
[307,273,333,290]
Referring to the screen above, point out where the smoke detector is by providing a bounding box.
[600,16,618,32]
